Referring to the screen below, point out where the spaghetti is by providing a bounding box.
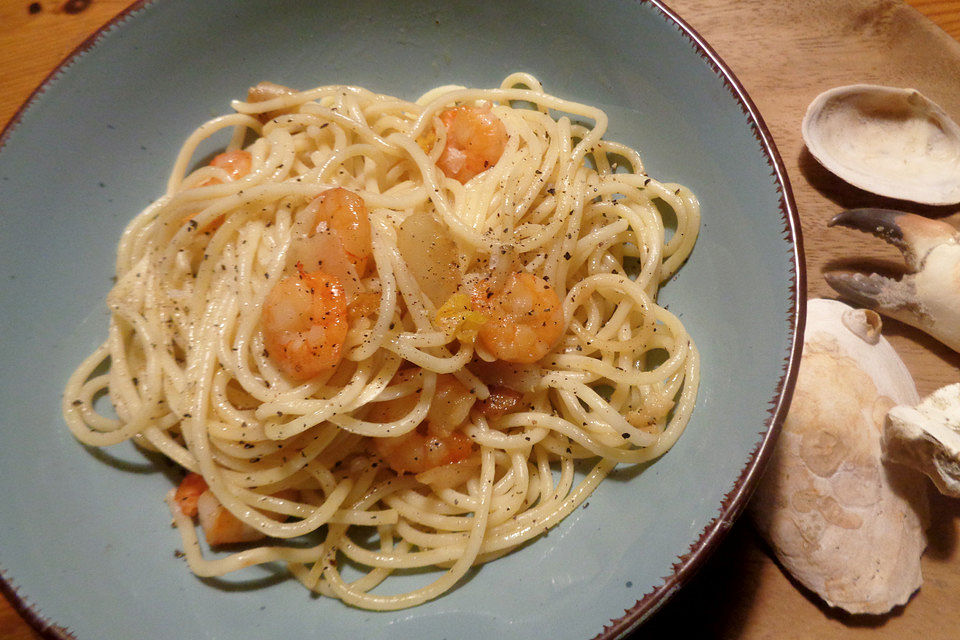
[63,73,701,610]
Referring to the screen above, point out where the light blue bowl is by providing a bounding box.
[0,1,803,638]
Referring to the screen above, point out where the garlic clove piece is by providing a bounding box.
[750,298,928,615]
[885,383,960,498]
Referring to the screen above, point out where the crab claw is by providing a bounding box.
[825,208,960,353]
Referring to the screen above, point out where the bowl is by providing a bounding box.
[0,1,803,638]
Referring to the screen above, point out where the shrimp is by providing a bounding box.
[371,426,474,475]
[366,371,477,475]
[347,291,381,324]
[472,272,564,364]
[196,491,267,545]
[475,385,523,418]
[181,149,253,233]
[173,472,208,518]
[174,473,294,546]
[207,149,252,183]
[303,187,372,275]
[261,268,349,381]
[436,104,508,183]
[426,373,476,434]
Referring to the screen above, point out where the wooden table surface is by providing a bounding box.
[2,1,959,638]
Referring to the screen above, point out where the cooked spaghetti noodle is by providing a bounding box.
[62,73,701,610]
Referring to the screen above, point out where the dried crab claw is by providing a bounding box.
[825,208,960,353]
[886,382,960,498]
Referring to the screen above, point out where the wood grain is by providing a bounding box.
[646,1,960,639]
[1,1,959,639]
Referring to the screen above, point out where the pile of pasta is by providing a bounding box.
[63,73,700,610]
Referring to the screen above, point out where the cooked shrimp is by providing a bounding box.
[173,472,208,518]
[347,291,381,324]
[472,272,564,363]
[207,149,252,183]
[174,473,294,546]
[196,490,267,546]
[475,385,523,418]
[303,187,372,275]
[436,104,508,183]
[426,374,476,434]
[261,268,349,381]
[366,371,477,475]
[372,426,474,475]
[182,150,253,233]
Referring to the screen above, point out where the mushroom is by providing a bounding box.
[801,85,960,205]
[825,208,960,353]
[885,383,960,498]
[750,298,928,615]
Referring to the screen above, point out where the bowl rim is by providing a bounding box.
[0,1,806,638]
[596,1,805,636]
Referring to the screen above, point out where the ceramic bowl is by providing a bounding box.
[0,1,803,638]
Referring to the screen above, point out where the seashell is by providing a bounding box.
[841,307,882,345]
[885,383,960,498]
[801,85,960,205]
[750,298,928,615]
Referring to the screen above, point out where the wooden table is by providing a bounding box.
[1,1,959,638]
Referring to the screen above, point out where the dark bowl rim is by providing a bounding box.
[596,1,806,637]
[0,1,806,639]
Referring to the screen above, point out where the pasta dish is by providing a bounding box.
[62,73,700,610]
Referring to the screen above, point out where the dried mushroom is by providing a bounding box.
[750,298,928,614]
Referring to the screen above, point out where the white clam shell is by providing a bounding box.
[802,85,960,205]
[750,298,928,615]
